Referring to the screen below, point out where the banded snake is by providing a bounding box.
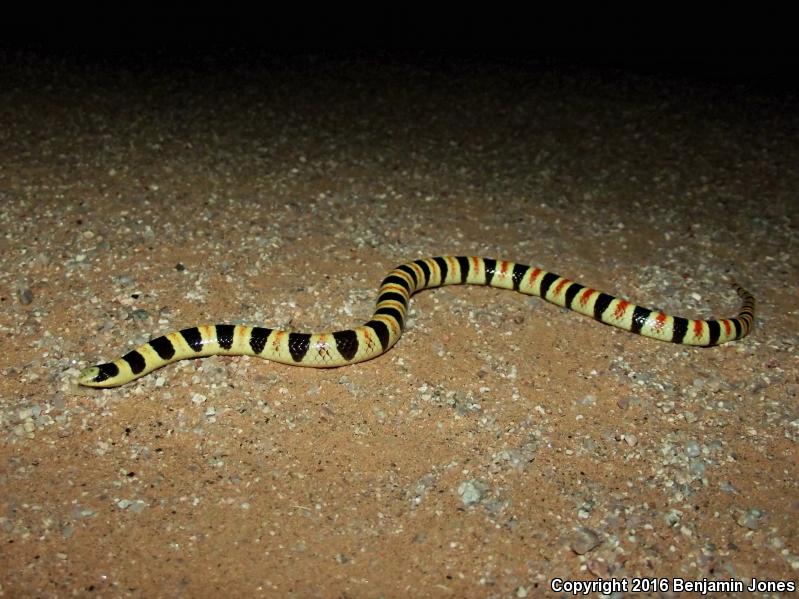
[78,256,755,388]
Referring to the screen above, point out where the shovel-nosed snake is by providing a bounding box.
[77,256,755,388]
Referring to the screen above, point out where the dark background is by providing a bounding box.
[2,12,797,92]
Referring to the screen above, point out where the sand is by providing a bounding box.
[1,50,796,597]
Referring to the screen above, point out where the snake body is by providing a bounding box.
[77,256,755,388]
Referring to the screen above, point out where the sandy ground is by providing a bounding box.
[1,50,797,598]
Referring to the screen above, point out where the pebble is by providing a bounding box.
[719,481,739,494]
[736,508,764,530]
[685,441,701,458]
[665,509,682,526]
[682,411,699,424]
[18,287,33,305]
[569,526,602,555]
[129,500,147,513]
[689,459,706,477]
[457,480,485,506]
[117,499,147,513]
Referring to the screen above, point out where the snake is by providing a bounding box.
[77,256,756,388]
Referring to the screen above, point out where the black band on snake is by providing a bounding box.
[77,256,756,388]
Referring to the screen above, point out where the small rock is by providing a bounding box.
[18,287,33,305]
[665,509,682,526]
[685,441,701,458]
[736,508,764,530]
[569,526,602,555]
[457,480,486,506]
[683,411,699,424]
[689,459,706,477]
[719,481,739,494]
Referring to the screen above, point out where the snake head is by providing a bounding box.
[77,362,124,387]
[77,366,102,387]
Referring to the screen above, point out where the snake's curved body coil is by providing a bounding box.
[78,256,755,388]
